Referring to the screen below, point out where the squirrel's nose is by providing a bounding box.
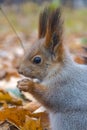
[16,65,24,75]
[18,68,23,75]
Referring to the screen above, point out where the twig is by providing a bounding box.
[0,6,25,52]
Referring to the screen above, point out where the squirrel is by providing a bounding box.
[17,8,87,130]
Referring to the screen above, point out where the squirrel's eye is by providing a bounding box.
[33,56,41,64]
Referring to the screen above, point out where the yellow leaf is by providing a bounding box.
[0,107,31,127]
[21,116,42,130]
[0,89,22,106]
[0,120,20,130]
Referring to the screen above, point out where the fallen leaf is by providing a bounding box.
[0,89,22,106]
[21,116,42,130]
[0,107,31,127]
[0,120,20,130]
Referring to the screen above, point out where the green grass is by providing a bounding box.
[63,8,87,35]
[0,2,87,36]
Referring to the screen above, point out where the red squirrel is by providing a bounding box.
[17,8,87,130]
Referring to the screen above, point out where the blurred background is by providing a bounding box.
[0,1,87,129]
[0,0,87,103]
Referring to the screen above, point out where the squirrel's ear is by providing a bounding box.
[38,8,50,38]
[45,8,63,57]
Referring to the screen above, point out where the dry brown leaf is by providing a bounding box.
[0,89,22,106]
[74,55,84,64]
[0,120,20,130]
[32,111,50,130]
[21,116,42,130]
[0,106,50,130]
[0,107,31,127]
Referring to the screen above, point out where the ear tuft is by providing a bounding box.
[45,8,63,48]
[49,32,58,53]
[38,8,50,38]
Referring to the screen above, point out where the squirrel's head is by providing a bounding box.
[18,8,65,81]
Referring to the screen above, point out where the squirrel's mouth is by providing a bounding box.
[20,74,41,83]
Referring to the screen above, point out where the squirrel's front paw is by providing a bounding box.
[17,79,34,92]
